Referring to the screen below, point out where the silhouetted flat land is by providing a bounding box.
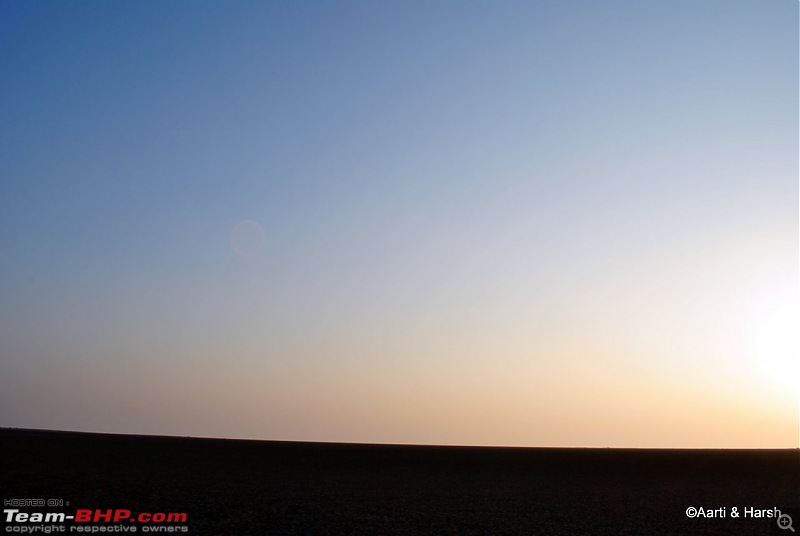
[2,428,798,535]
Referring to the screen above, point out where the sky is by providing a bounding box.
[0,1,797,448]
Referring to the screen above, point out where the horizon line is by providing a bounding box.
[3,427,797,451]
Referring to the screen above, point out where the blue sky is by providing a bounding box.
[1,1,797,447]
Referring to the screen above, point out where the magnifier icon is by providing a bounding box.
[778,513,795,532]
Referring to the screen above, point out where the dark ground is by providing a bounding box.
[2,428,798,535]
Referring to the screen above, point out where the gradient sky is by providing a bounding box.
[1,1,797,447]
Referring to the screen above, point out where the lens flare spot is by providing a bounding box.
[231,220,265,258]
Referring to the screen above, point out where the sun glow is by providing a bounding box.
[746,284,800,391]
